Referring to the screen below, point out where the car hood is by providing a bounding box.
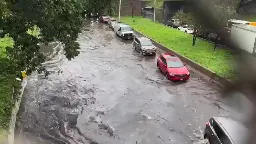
[141,45,155,50]
[121,31,133,34]
[167,66,189,75]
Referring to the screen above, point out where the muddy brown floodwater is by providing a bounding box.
[15,20,243,144]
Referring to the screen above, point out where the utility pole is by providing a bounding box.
[118,0,122,22]
[153,0,156,22]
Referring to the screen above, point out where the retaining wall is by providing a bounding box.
[7,78,27,144]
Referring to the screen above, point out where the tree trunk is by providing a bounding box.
[132,8,134,18]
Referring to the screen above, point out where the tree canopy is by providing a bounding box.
[0,0,89,76]
[174,0,240,29]
[0,0,119,75]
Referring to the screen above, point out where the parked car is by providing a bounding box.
[157,53,190,82]
[177,25,194,34]
[108,18,117,29]
[114,23,134,40]
[133,36,156,55]
[167,19,180,28]
[99,15,110,23]
[204,116,248,144]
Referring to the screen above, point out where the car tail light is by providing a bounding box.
[206,122,210,126]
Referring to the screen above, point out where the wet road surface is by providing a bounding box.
[15,20,242,144]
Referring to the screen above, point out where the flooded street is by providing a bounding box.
[15,20,241,144]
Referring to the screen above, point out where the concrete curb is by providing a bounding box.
[133,30,232,87]
[7,78,28,144]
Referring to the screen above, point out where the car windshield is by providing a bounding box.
[167,60,184,68]
[141,39,152,46]
[174,20,180,23]
[121,26,132,32]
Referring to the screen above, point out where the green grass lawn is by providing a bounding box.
[0,36,15,137]
[121,17,234,78]
[0,27,39,137]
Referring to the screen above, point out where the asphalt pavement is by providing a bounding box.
[14,20,245,144]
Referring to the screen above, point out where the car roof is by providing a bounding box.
[119,24,130,27]
[214,116,248,144]
[138,37,150,41]
[161,53,180,61]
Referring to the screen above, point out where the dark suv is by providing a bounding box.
[133,37,156,56]
[204,116,248,144]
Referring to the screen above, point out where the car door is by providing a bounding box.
[159,56,167,73]
[171,20,174,26]
[137,40,142,52]
[133,38,138,50]
[118,27,122,36]
[209,119,223,144]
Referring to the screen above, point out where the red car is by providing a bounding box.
[157,53,190,81]
[99,15,110,23]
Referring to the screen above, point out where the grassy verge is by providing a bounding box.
[0,36,15,138]
[0,26,39,137]
[121,17,234,78]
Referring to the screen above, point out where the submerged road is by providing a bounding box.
[15,20,241,144]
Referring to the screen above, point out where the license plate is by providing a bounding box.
[180,79,183,80]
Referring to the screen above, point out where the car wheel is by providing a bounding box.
[140,50,144,56]
[157,62,160,69]
[165,73,169,80]
[204,134,207,139]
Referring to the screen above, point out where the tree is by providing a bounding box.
[174,0,240,28]
[0,0,87,77]
[84,0,118,16]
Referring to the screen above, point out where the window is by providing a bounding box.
[121,26,132,32]
[134,38,139,43]
[160,57,166,65]
[167,60,184,68]
[212,120,232,144]
[140,39,153,46]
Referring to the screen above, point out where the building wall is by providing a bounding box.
[120,0,142,16]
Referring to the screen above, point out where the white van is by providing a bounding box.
[114,23,134,39]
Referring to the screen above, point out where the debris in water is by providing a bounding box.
[89,116,97,123]
[98,123,115,136]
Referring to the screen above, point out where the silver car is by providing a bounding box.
[108,18,117,30]
[133,37,156,56]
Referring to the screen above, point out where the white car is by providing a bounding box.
[109,18,117,29]
[114,23,134,39]
[177,25,194,34]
